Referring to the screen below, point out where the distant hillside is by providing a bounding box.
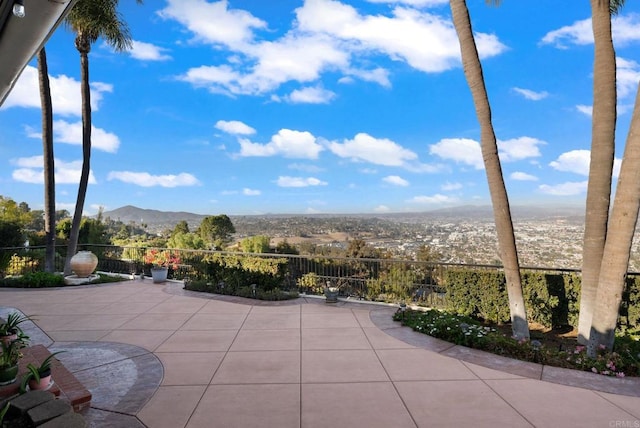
[100,204,585,234]
[101,205,208,233]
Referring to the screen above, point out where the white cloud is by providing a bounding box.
[498,137,545,162]
[11,156,97,184]
[383,175,409,186]
[549,150,591,175]
[429,138,483,169]
[430,136,543,169]
[366,0,449,6]
[329,133,417,166]
[243,188,261,195]
[158,0,267,49]
[165,0,507,98]
[510,171,538,181]
[130,40,172,61]
[408,194,458,204]
[50,120,120,153]
[576,104,593,116]
[373,205,391,212]
[107,171,201,187]
[541,14,640,48]
[616,57,640,98]
[512,87,549,101]
[550,149,622,178]
[239,129,323,159]
[539,181,588,196]
[441,181,462,191]
[285,86,336,104]
[1,66,112,116]
[215,120,256,135]
[276,176,328,187]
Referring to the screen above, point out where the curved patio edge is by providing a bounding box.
[368,308,640,397]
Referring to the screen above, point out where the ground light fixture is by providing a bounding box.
[12,0,25,18]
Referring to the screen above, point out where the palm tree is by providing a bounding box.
[449,0,529,339]
[63,0,139,275]
[37,48,56,273]
[589,87,640,354]
[578,0,626,344]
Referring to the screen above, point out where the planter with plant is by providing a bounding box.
[145,250,180,283]
[0,312,31,345]
[324,280,339,303]
[20,351,64,392]
[0,335,28,386]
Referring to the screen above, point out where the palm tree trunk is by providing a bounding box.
[589,85,640,355]
[64,49,92,276]
[578,0,617,344]
[37,48,56,273]
[450,0,529,339]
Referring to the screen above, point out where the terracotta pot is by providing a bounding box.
[70,251,98,278]
[1,332,17,345]
[29,371,52,391]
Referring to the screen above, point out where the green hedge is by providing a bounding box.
[443,268,639,332]
[196,253,289,291]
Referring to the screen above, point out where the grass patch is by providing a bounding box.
[394,308,640,378]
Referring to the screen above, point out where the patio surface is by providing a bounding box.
[1,278,639,427]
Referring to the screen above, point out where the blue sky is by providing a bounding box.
[1,0,640,216]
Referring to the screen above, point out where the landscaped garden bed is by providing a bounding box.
[394,308,639,378]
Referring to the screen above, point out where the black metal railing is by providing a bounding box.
[0,243,595,304]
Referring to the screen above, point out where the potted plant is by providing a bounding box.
[144,249,180,283]
[0,335,28,386]
[0,312,32,345]
[20,351,64,392]
[324,280,339,304]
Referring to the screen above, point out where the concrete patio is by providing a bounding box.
[1,279,639,427]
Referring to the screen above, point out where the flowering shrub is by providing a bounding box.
[394,308,639,377]
[145,249,181,269]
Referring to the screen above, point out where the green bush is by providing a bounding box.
[1,271,65,288]
[198,253,289,291]
[185,280,298,301]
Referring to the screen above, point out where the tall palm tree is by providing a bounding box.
[578,0,626,344]
[589,87,640,354]
[38,48,56,273]
[63,0,139,275]
[449,0,529,339]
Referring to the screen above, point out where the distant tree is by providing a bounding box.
[173,220,190,235]
[168,232,206,250]
[0,221,23,247]
[345,239,380,259]
[0,196,32,226]
[197,215,236,249]
[241,235,271,253]
[275,240,299,255]
[415,244,442,263]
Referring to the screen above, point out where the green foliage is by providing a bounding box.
[275,240,299,255]
[199,253,288,291]
[366,265,418,302]
[345,239,380,258]
[6,254,40,276]
[297,272,323,294]
[241,235,271,253]
[167,232,206,250]
[0,220,23,248]
[197,215,236,249]
[395,308,639,377]
[186,280,298,301]
[1,272,65,288]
